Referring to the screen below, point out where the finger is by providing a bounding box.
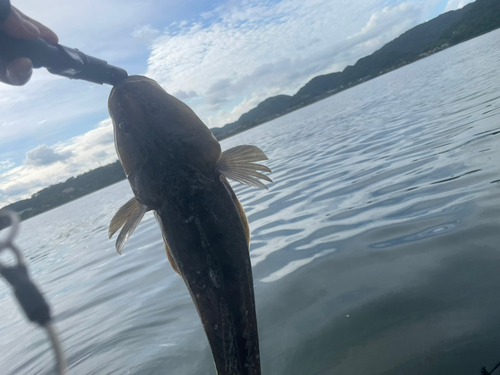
[0,7,40,40]
[0,57,33,85]
[0,59,8,84]
[15,7,58,45]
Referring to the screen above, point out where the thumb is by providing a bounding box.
[0,6,40,40]
[4,57,33,85]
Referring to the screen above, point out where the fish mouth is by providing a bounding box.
[109,75,160,110]
[111,74,157,90]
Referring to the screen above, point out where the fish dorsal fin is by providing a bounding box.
[109,197,147,254]
[220,176,250,246]
[217,145,272,189]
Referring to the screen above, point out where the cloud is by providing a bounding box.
[0,119,117,206]
[146,0,429,127]
[444,0,474,12]
[24,145,73,167]
[132,25,161,43]
[349,3,422,41]
[0,159,15,171]
[346,3,424,57]
[173,89,199,100]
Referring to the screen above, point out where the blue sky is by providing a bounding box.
[0,0,473,205]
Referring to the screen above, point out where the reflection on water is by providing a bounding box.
[1,29,500,375]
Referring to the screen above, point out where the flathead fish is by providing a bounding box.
[107,75,272,375]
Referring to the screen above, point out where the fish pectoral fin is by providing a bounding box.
[108,197,147,254]
[217,145,272,189]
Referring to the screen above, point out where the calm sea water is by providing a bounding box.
[1,29,500,375]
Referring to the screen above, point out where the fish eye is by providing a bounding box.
[150,101,160,109]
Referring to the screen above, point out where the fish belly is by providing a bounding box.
[156,178,261,375]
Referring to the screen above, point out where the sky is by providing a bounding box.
[0,0,474,206]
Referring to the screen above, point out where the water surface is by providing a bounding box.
[1,29,499,375]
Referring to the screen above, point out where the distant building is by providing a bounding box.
[62,187,74,194]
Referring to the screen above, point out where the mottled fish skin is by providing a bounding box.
[108,76,261,374]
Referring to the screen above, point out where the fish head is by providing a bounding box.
[108,76,160,176]
[108,75,221,208]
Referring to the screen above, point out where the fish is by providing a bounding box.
[107,75,272,375]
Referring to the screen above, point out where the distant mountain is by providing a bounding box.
[437,0,500,44]
[2,0,499,225]
[0,161,125,228]
[211,0,500,140]
[211,95,293,138]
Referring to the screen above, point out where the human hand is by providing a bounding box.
[0,4,58,85]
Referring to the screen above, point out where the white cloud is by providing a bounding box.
[173,89,199,100]
[132,25,161,44]
[349,3,422,41]
[12,0,162,58]
[346,3,424,58]
[0,119,117,206]
[210,93,264,129]
[0,73,112,158]
[24,145,73,166]
[146,0,428,128]
[444,0,474,12]
[0,160,15,171]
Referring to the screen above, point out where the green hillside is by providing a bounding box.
[211,0,500,140]
[0,161,125,227]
